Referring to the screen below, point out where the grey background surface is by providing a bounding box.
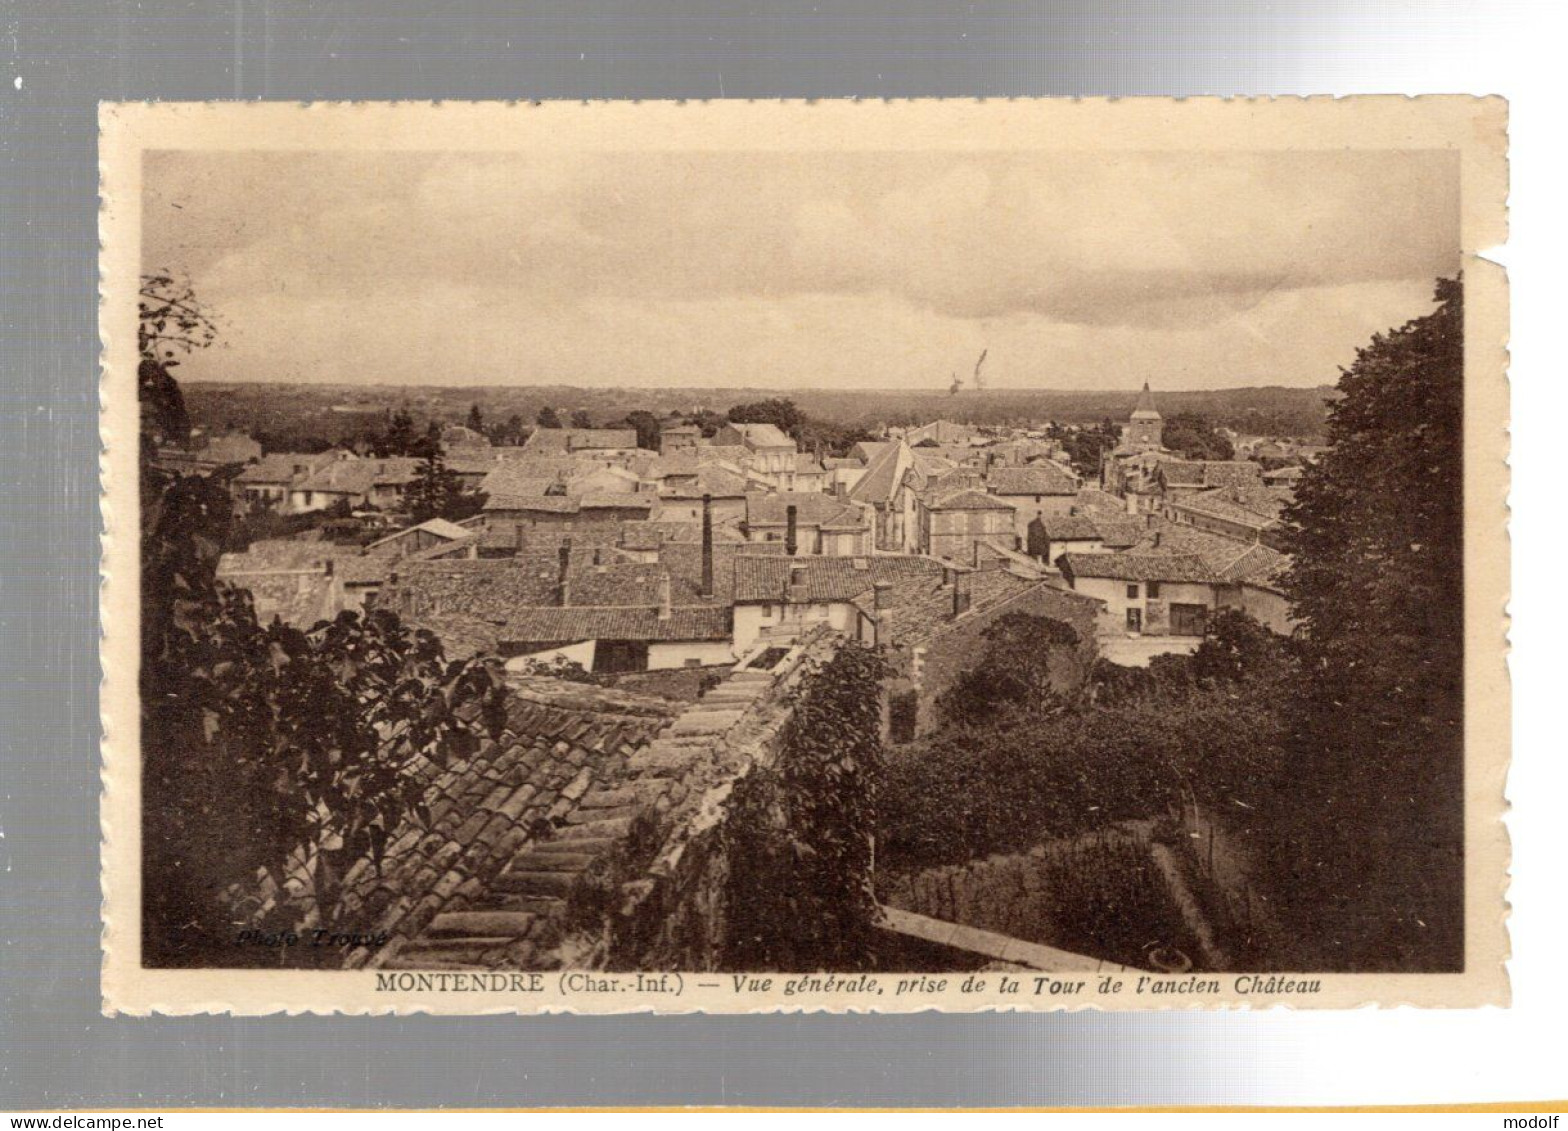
[0,0,1490,1110]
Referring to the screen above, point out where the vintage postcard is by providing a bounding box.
[100,98,1508,1014]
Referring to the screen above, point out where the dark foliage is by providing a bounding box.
[724,644,888,970]
[1161,412,1236,461]
[936,612,1091,727]
[139,325,508,967]
[1274,276,1466,971]
[881,613,1292,872]
[610,409,662,451]
[404,449,487,524]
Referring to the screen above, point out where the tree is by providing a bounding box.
[137,334,508,965]
[536,406,562,429]
[727,397,805,439]
[937,613,1092,727]
[1061,422,1119,481]
[613,410,662,451]
[466,403,485,434]
[373,408,420,457]
[569,409,594,430]
[1276,275,1464,971]
[1161,412,1235,461]
[138,272,219,452]
[494,413,528,446]
[404,448,487,524]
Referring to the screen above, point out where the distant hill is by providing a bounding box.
[181,381,1338,450]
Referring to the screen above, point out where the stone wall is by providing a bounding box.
[595,630,843,970]
[908,582,1099,737]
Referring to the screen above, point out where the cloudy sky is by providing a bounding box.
[143,147,1459,391]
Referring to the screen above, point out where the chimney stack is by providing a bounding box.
[657,573,672,620]
[785,504,798,557]
[787,560,810,605]
[699,494,714,599]
[873,580,893,611]
[952,570,972,618]
[557,537,573,607]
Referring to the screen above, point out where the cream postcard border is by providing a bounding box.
[99,97,1509,1015]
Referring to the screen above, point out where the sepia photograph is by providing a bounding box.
[100,98,1508,1013]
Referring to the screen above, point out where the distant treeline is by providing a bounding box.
[182,381,1337,451]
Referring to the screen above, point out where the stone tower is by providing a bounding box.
[1125,381,1163,451]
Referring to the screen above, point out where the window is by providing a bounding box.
[1148,581,1162,598]
[1126,583,1140,600]
[761,604,774,618]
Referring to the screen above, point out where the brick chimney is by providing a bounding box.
[952,569,972,618]
[873,580,894,647]
[787,560,810,604]
[700,494,714,599]
[557,537,573,607]
[657,572,672,620]
[785,504,798,557]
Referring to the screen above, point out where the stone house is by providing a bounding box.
[916,488,1018,563]
[985,463,1080,543]
[741,492,872,557]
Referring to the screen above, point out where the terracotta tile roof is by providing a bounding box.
[618,520,744,551]
[479,464,566,498]
[296,459,378,496]
[725,422,794,449]
[1090,517,1145,549]
[744,492,868,528]
[879,568,1037,647]
[567,563,668,607]
[988,464,1079,496]
[501,605,732,644]
[661,466,749,499]
[658,542,787,605]
[1208,541,1289,587]
[522,428,639,454]
[1059,552,1218,584]
[929,488,1014,511]
[889,575,1099,650]
[380,558,569,621]
[310,679,684,971]
[235,452,335,485]
[848,440,912,507]
[578,495,654,511]
[1037,514,1103,541]
[1158,459,1263,490]
[909,451,957,476]
[484,494,580,514]
[1168,485,1283,529]
[697,443,753,465]
[366,518,471,552]
[1074,487,1130,515]
[732,553,943,604]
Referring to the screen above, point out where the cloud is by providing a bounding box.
[141,148,1459,390]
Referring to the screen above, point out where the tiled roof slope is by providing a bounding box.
[364,646,817,972]
[335,679,680,971]
[987,464,1078,496]
[502,605,731,644]
[732,553,944,604]
[1059,552,1217,583]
